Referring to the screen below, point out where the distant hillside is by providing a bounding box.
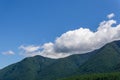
[0,40,120,80]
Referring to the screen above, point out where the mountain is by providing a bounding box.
[0,56,56,80]
[78,40,120,74]
[0,51,95,80]
[0,40,120,80]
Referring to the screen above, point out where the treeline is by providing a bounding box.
[59,72,120,80]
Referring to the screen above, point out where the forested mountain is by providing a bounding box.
[0,40,120,80]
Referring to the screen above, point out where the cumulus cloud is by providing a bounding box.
[107,13,115,19]
[19,45,41,53]
[2,50,15,55]
[40,42,70,58]
[19,45,41,56]
[54,19,120,55]
[19,13,120,58]
[19,43,69,58]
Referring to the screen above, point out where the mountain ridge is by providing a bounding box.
[0,40,120,80]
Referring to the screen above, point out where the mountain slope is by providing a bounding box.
[0,56,56,80]
[37,52,96,80]
[0,40,120,80]
[0,51,94,80]
[78,40,120,74]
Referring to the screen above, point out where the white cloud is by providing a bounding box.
[19,45,41,56]
[107,13,115,19]
[19,45,41,53]
[19,13,120,59]
[40,42,70,58]
[54,19,120,55]
[2,50,15,55]
[19,43,69,58]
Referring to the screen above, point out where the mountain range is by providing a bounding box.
[0,40,120,80]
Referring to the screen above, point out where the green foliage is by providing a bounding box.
[59,72,120,80]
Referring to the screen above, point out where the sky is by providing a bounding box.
[0,0,120,69]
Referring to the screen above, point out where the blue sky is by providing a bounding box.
[0,0,120,68]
